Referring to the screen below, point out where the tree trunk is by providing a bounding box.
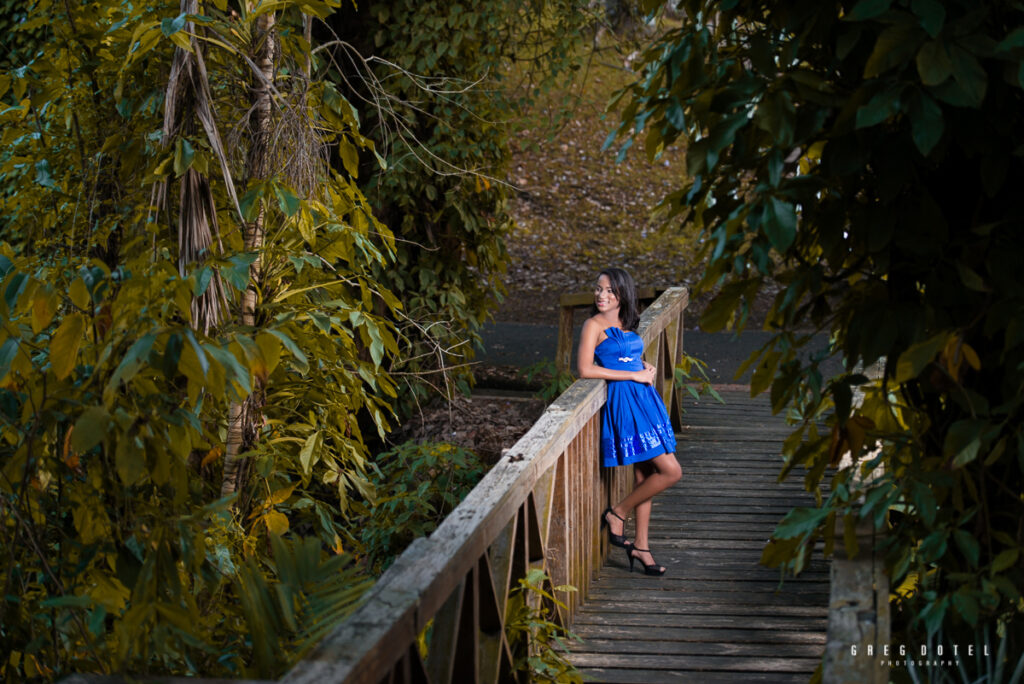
[221,9,276,499]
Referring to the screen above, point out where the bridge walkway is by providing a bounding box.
[568,389,829,683]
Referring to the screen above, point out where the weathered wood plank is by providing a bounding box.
[574,669,814,684]
[571,652,822,673]
[572,638,825,658]
[572,613,826,631]
[568,391,829,682]
[578,599,829,616]
[570,624,827,644]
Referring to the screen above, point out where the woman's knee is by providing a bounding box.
[662,456,682,483]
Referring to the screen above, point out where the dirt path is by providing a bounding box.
[496,53,702,326]
[495,51,777,329]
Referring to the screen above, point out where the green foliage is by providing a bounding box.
[326,1,591,409]
[901,623,1024,684]
[0,0,46,74]
[610,0,1024,668]
[523,359,577,403]
[0,0,402,678]
[674,350,724,405]
[354,441,487,574]
[504,568,583,683]
[233,535,373,676]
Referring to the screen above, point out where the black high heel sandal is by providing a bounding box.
[601,507,628,548]
[628,547,666,576]
[621,540,634,567]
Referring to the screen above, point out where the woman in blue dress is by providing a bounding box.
[576,267,681,575]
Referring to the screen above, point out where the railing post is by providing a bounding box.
[824,517,890,683]
[825,360,889,683]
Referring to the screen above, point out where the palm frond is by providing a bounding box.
[234,535,373,677]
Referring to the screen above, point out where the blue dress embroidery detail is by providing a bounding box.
[594,327,677,467]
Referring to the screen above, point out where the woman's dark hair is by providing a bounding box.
[592,267,640,331]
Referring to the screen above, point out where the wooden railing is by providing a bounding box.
[281,286,689,684]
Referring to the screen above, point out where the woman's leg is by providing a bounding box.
[606,451,681,540]
[632,463,652,549]
[620,453,680,571]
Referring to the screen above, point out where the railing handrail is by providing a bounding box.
[282,287,689,684]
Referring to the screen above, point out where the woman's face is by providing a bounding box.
[594,274,619,314]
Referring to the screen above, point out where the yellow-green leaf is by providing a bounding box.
[299,431,320,474]
[88,572,130,612]
[991,548,1019,574]
[339,141,359,179]
[263,510,290,536]
[894,332,949,383]
[255,332,282,376]
[71,406,111,452]
[32,287,58,333]
[70,278,90,310]
[50,313,86,380]
[267,484,296,506]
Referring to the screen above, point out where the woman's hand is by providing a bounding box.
[634,363,656,385]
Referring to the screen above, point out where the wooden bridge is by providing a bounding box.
[66,287,887,684]
[567,389,830,682]
[279,287,888,684]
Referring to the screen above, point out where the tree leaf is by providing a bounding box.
[263,511,290,536]
[70,277,91,310]
[991,548,1019,574]
[911,481,937,527]
[255,332,282,376]
[116,431,146,486]
[239,184,263,222]
[267,484,297,506]
[774,506,830,539]
[944,419,985,467]
[846,0,892,22]
[32,286,58,333]
[762,197,797,252]
[34,160,60,189]
[909,90,944,156]
[0,338,19,382]
[275,184,301,217]
[50,312,86,380]
[160,13,186,36]
[951,589,979,626]
[267,329,309,374]
[173,137,195,177]
[911,0,945,37]
[751,350,780,396]
[916,41,952,86]
[995,26,1024,52]
[953,529,980,568]
[105,333,156,395]
[339,141,359,179]
[299,431,320,475]
[72,406,112,452]
[856,85,903,128]
[666,100,686,131]
[947,44,987,108]
[864,22,923,78]
[894,332,949,383]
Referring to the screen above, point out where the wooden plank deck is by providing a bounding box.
[568,389,827,684]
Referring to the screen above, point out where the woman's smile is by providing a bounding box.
[594,275,619,312]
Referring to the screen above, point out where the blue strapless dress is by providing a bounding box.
[595,327,677,467]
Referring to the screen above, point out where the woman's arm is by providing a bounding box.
[577,318,656,384]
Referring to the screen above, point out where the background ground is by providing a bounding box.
[395,40,785,456]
